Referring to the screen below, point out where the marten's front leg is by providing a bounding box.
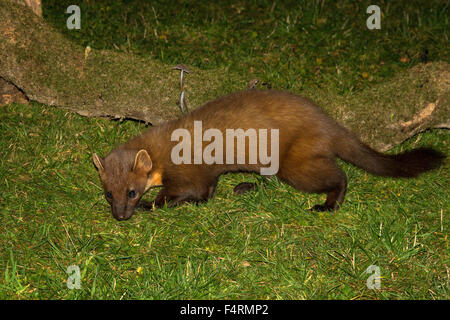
[136,188,174,209]
[151,184,216,209]
[138,176,218,210]
[135,189,166,211]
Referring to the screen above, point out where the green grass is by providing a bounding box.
[43,0,449,93]
[0,0,448,299]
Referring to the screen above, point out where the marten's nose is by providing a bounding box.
[112,204,130,221]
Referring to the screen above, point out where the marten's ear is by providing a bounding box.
[133,149,152,174]
[93,153,105,175]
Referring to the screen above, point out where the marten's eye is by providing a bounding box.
[128,190,137,199]
[106,192,113,200]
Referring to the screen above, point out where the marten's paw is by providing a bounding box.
[311,204,335,212]
[233,182,257,195]
[136,200,155,211]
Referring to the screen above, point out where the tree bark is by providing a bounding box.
[11,0,42,17]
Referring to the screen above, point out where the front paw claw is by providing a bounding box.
[136,200,155,211]
[310,204,334,212]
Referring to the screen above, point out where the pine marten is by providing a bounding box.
[93,90,444,221]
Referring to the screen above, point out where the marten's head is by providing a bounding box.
[93,149,160,221]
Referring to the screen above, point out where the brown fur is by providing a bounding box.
[93,90,445,220]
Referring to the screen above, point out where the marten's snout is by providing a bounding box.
[111,203,134,221]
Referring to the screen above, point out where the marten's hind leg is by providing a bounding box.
[311,173,347,211]
[278,156,347,211]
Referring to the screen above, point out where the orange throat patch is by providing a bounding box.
[146,170,163,191]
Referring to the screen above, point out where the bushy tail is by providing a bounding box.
[334,130,445,178]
